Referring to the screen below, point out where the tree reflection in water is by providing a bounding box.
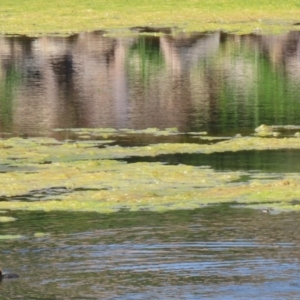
[1,30,300,136]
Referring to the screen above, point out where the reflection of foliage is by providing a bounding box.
[0,64,21,132]
[127,37,164,86]
[255,56,299,126]
[212,41,300,134]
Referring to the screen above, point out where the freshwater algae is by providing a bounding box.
[0,216,16,222]
[34,232,50,238]
[3,134,300,165]
[0,235,23,240]
[1,128,300,213]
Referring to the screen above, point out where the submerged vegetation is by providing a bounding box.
[1,0,300,35]
[1,127,300,214]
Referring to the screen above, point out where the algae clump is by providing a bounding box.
[1,129,300,213]
[0,216,17,222]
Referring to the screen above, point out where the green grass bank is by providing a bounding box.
[1,0,300,35]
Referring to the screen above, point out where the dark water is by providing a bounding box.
[124,149,300,173]
[2,207,300,299]
[1,30,300,136]
[2,30,300,299]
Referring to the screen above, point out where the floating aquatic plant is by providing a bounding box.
[33,232,50,238]
[1,128,300,213]
[0,235,23,240]
[0,216,17,222]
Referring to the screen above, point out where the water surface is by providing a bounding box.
[124,149,300,173]
[1,30,300,137]
[2,30,300,299]
[2,207,300,299]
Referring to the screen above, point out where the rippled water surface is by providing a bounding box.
[2,207,300,299]
[2,30,300,299]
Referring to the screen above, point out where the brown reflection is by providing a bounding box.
[258,31,300,82]
[1,30,300,136]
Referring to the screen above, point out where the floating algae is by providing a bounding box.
[0,216,17,222]
[0,235,23,240]
[34,232,50,238]
[3,135,300,165]
[1,128,300,213]
[0,160,245,212]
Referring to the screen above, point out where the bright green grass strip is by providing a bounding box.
[0,0,300,35]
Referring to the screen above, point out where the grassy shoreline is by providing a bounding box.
[1,0,300,35]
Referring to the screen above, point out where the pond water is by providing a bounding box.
[2,29,300,298]
[124,149,300,173]
[1,30,300,137]
[2,207,300,299]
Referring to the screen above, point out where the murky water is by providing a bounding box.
[1,30,300,137]
[124,149,300,173]
[2,207,300,299]
[2,29,300,298]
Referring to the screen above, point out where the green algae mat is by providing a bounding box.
[2,126,300,216]
[1,0,300,35]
